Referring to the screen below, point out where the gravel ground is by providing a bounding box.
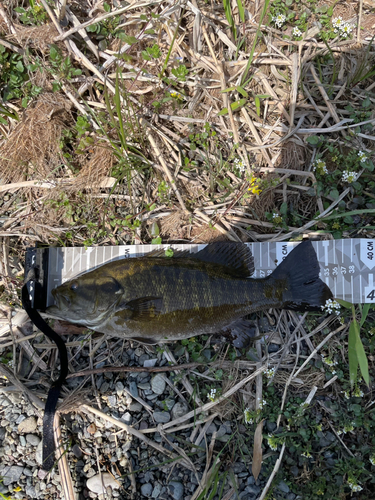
[0,339,301,500]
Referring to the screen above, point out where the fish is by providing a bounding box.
[45,241,333,346]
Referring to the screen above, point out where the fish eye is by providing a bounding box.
[70,282,78,291]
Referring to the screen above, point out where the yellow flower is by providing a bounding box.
[247,173,262,195]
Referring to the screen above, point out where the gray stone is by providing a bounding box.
[171,402,188,420]
[153,411,171,424]
[138,383,151,390]
[206,423,217,434]
[100,381,109,393]
[277,480,290,493]
[86,473,120,494]
[232,462,246,474]
[19,435,26,447]
[144,358,158,368]
[245,484,260,495]
[129,381,139,398]
[17,416,37,434]
[107,395,117,407]
[138,354,150,365]
[121,412,132,425]
[141,483,152,497]
[160,399,175,411]
[15,414,25,425]
[290,466,299,477]
[268,343,280,353]
[151,374,166,395]
[26,434,41,446]
[267,421,277,433]
[35,441,43,465]
[115,381,124,393]
[152,482,162,498]
[128,402,142,412]
[168,481,184,500]
[72,444,83,458]
[286,494,296,500]
[216,425,227,438]
[1,466,24,485]
[25,485,37,498]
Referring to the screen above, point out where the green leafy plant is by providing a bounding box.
[48,45,82,90]
[336,300,371,386]
[15,0,48,25]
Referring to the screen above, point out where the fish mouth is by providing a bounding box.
[51,289,71,310]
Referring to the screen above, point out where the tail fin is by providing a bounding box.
[271,241,333,311]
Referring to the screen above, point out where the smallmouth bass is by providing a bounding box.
[46,241,332,344]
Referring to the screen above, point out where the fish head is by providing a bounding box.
[46,273,124,326]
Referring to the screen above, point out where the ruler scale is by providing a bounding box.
[24,239,375,309]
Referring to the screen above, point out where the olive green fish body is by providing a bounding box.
[46,242,332,343]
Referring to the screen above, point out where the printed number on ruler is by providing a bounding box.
[360,240,375,270]
[364,274,375,302]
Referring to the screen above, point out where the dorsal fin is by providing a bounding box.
[145,243,254,277]
[189,242,254,277]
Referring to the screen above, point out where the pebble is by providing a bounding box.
[72,444,83,458]
[144,358,158,368]
[17,416,37,434]
[153,411,171,424]
[26,434,41,446]
[0,465,24,485]
[151,374,166,395]
[25,485,37,498]
[216,425,227,438]
[121,412,132,425]
[86,473,120,494]
[277,480,290,493]
[129,381,139,398]
[35,441,43,465]
[107,395,117,407]
[268,343,280,353]
[171,402,188,420]
[128,402,142,412]
[167,481,184,500]
[152,482,162,498]
[141,483,153,497]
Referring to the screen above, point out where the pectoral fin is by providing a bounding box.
[116,296,163,321]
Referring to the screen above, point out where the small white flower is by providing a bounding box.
[321,299,341,315]
[292,27,302,38]
[244,407,253,424]
[258,398,267,410]
[348,479,363,492]
[332,17,343,29]
[208,388,217,401]
[265,367,276,379]
[370,455,375,465]
[272,13,286,28]
[358,151,367,163]
[301,451,311,458]
[342,390,350,399]
[234,158,246,172]
[341,23,352,38]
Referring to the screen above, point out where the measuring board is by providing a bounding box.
[25,239,375,310]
